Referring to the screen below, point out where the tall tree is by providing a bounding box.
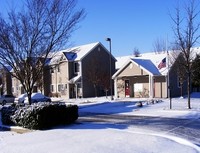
[0,0,85,104]
[153,37,167,54]
[171,0,200,109]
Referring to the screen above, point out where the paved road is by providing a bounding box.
[78,112,200,147]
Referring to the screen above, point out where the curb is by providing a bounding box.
[0,124,32,133]
[122,129,200,152]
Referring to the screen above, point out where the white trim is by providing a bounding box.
[114,79,118,99]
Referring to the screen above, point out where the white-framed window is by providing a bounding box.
[12,87,14,93]
[51,85,54,92]
[58,84,64,92]
[74,62,80,74]
[177,76,183,88]
[51,67,54,73]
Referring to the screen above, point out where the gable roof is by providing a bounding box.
[131,58,161,75]
[115,47,200,76]
[48,42,99,65]
[116,51,175,76]
[49,42,117,65]
[112,58,161,79]
[62,42,99,61]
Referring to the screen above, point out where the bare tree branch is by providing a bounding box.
[171,0,200,109]
[0,0,85,104]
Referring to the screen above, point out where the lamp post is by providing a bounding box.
[106,38,113,100]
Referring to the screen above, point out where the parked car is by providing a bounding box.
[14,93,51,104]
[14,93,27,104]
[0,94,15,105]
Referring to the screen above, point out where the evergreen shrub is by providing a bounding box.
[1,106,17,125]
[1,102,78,130]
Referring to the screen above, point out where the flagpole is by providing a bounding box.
[166,35,172,109]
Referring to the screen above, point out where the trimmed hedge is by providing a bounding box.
[1,102,78,130]
[1,106,17,125]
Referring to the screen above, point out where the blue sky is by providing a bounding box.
[73,0,178,56]
[0,0,192,56]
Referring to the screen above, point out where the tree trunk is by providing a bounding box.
[27,92,32,105]
[188,73,191,109]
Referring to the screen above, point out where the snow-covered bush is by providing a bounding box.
[136,102,143,107]
[1,102,78,130]
[1,106,17,125]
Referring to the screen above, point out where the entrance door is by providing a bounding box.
[125,80,130,97]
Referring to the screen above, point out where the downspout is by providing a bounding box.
[80,61,83,98]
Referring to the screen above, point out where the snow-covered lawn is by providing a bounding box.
[0,93,200,153]
[0,123,199,153]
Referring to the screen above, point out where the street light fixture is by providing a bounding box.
[106,38,113,100]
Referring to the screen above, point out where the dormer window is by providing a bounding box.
[74,62,80,74]
[50,67,54,73]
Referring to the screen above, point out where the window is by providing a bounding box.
[51,85,54,92]
[12,87,14,93]
[58,84,64,92]
[51,67,54,73]
[177,76,183,88]
[74,62,80,73]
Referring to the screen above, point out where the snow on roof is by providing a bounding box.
[62,42,99,61]
[115,50,181,76]
[145,47,200,75]
[69,75,81,83]
[131,58,161,75]
[49,42,99,65]
[48,51,65,65]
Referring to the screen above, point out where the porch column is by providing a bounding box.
[149,75,154,98]
[67,83,70,99]
[75,84,78,99]
[114,78,118,99]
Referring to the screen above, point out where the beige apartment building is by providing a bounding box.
[112,50,191,99]
[3,44,200,99]
[10,42,116,99]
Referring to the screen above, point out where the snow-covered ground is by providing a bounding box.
[0,93,200,153]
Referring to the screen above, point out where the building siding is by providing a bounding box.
[81,44,115,98]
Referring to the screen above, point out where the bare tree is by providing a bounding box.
[153,37,167,54]
[133,47,140,57]
[85,57,102,97]
[0,68,5,95]
[100,71,110,98]
[0,0,85,104]
[171,0,200,109]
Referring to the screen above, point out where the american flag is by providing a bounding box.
[158,57,166,69]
